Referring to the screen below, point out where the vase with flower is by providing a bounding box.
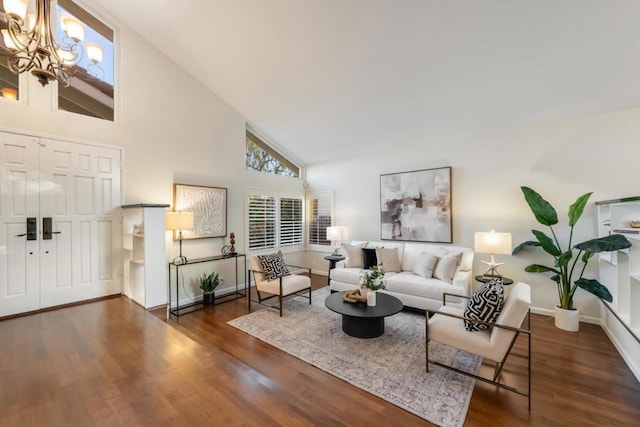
[359,263,385,306]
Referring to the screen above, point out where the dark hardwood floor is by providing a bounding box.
[1,274,639,426]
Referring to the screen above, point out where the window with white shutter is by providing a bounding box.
[247,194,277,251]
[280,197,303,247]
[307,192,333,248]
[247,191,304,252]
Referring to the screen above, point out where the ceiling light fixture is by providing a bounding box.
[1,0,103,87]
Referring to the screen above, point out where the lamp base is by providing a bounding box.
[481,256,504,278]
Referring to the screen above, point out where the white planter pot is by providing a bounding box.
[555,306,580,331]
[367,290,376,306]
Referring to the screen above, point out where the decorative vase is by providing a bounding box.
[367,290,376,306]
[203,292,215,306]
[555,306,579,331]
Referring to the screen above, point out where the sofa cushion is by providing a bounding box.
[385,272,465,300]
[362,248,378,269]
[433,250,462,283]
[331,267,399,286]
[464,279,505,331]
[375,247,401,272]
[330,267,363,284]
[342,242,367,268]
[412,252,439,278]
[257,251,290,281]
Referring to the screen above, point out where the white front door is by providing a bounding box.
[0,132,122,316]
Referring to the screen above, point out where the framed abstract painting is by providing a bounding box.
[380,166,452,243]
[173,184,227,239]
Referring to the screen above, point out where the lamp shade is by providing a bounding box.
[165,211,194,231]
[326,226,348,241]
[474,231,512,255]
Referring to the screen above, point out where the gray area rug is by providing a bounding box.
[228,287,481,427]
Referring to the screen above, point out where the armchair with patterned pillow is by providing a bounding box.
[248,251,312,316]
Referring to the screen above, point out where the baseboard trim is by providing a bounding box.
[529,306,601,325]
[599,318,640,382]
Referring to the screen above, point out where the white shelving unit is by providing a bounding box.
[122,203,169,309]
[596,197,640,338]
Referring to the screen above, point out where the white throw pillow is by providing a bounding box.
[375,247,402,272]
[412,252,439,278]
[433,250,463,283]
[342,242,367,268]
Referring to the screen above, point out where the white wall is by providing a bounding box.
[0,8,304,299]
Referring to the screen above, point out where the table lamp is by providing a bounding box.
[166,211,194,264]
[474,230,512,277]
[326,226,348,255]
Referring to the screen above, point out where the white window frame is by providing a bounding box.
[306,191,335,252]
[245,126,302,178]
[246,189,305,253]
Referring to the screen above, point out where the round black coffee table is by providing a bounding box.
[325,291,403,338]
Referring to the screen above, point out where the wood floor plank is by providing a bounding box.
[1,274,639,426]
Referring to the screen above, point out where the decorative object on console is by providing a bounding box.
[174,184,227,239]
[199,271,221,305]
[474,231,512,277]
[229,231,236,254]
[326,226,348,255]
[513,186,631,331]
[165,211,194,265]
[380,166,452,243]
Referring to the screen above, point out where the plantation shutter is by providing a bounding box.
[280,197,303,247]
[248,195,277,250]
[308,194,332,246]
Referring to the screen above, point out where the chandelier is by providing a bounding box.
[1,0,103,87]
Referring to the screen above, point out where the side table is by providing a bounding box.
[324,254,345,286]
[475,275,514,286]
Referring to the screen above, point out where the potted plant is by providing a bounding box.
[359,264,385,306]
[200,271,220,305]
[513,187,631,331]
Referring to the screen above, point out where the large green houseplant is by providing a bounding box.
[513,187,631,330]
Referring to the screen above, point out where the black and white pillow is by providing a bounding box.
[257,251,290,281]
[464,279,505,331]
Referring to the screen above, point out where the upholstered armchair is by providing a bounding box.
[248,253,312,317]
[426,282,532,409]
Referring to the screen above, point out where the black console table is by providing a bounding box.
[168,253,247,318]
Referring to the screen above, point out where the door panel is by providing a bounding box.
[39,138,121,308]
[0,132,122,315]
[0,133,40,316]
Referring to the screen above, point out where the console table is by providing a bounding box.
[168,253,247,318]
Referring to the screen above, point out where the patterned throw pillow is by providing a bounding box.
[464,279,505,331]
[257,251,290,281]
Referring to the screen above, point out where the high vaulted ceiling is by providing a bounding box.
[86,0,640,165]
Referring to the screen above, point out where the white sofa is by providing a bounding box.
[329,240,474,311]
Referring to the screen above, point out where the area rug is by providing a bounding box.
[228,288,481,427]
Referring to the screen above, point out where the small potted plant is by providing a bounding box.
[359,263,385,306]
[200,271,220,305]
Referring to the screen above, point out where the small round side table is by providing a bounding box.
[474,275,514,286]
[324,255,345,286]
